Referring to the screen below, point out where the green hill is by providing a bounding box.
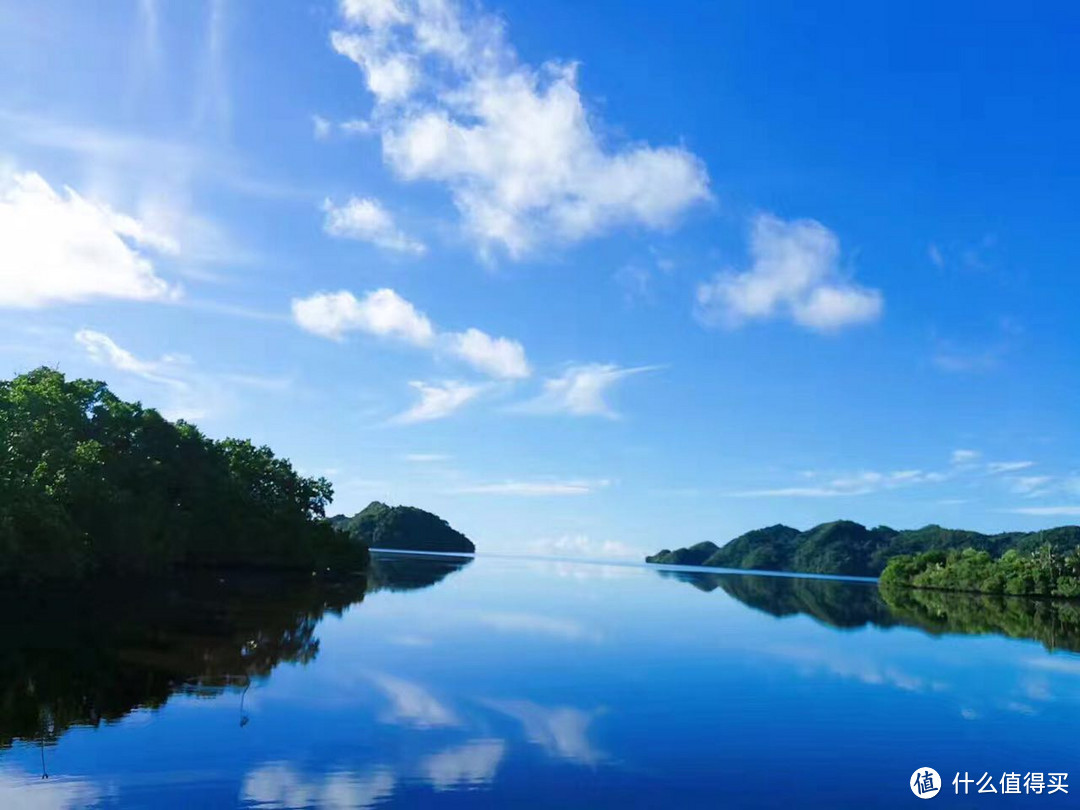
[646,520,1080,577]
[330,501,475,553]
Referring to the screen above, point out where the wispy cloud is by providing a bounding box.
[421,740,505,792]
[1006,506,1080,517]
[454,479,610,496]
[370,673,459,728]
[74,329,288,421]
[514,363,658,418]
[394,380,485,424]
[728,470,946,498]
[484,700,604,765]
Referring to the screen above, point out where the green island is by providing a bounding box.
[330,500,475,553]
[0,368,472,582]
[646,519,1080,579]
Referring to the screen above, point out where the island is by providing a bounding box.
[646,519,1080,578]
[880,546,1080,597]
[330,501,475,554]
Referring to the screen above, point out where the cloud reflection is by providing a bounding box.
[241,763,395,810]
[370,673,459,728]
[485,700,604,765]
[0,766,110,810]
[421,739,505,791]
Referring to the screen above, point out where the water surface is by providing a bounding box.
[3,552,1079,807]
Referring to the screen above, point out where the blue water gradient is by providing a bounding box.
[3,553,1079,808]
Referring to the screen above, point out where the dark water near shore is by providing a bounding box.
[3,552,1080,808]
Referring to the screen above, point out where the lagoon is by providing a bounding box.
[3,552,1079,808]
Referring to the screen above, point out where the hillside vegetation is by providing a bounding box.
[646,520,1080,577]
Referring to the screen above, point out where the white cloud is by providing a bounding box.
[517,363,657,418]
[951,449,981,465]
[292,288,530,380]
[695,214,882,332]
[421,740,505,791]
[330,0,710,257]
[403,452,450,462]
[291,288,435,343]
[0,170,179,308]
[322,196,425,254]
[988,460,1035,474]
[242,763,395,810]
[728,470,946,498]
[455,479,609,496]
[445,327,529,379]
[395,380,483,423]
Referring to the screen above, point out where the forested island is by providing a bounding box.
[880,546,1080,597]
[647,520,1080,578]
[0,368,471,582]
[330,501,475,553]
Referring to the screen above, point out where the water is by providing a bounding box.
[3,552,1080,808]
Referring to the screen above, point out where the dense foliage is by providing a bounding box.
[647,520,1080,577]
[330,501,475,553]
[0,367,368,580]
[880,546,1080,597]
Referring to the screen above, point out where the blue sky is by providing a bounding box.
[1,0,1079,558]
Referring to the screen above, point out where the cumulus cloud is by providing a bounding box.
[516,363,657,418]
[395,380,483,423]
[291,288,435,343]
[695,214,882,332]
[446,327,530,379]
[0,170,179,308]
[322,195,425,254]
[292,288,529,380]
[329,0,710,257]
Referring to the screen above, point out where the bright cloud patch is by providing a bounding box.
[455,479,610,496]
[695,214,882,332]
[0,170,179,308]
[291,288,435,344]
[518,363,657,418]
[330,0,710,257]
[292,288,529,380]
[395,380,484,423]
[446,327,530,379]
[323,195,425,254]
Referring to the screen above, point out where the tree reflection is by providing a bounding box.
[0,552,470,751]
[659,569,1080,653]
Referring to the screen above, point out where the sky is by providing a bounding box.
[1,0,1079,559]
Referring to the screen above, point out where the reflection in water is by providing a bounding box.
[367,553,472,593]
[0,573,368,753]
[242,763,396,810]
[421,739,506,792]
[659,568,1080,653]
[0,552,471,756]
[484,700,604,766]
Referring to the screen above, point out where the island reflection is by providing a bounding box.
[659,568,1080,653]
[0,552,471,752]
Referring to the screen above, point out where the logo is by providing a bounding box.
[911,767,941,799]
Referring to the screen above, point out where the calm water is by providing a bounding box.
[4,552,1080,808]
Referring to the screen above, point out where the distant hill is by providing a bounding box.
[646,520,1080,577]
[330,501,475,554]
